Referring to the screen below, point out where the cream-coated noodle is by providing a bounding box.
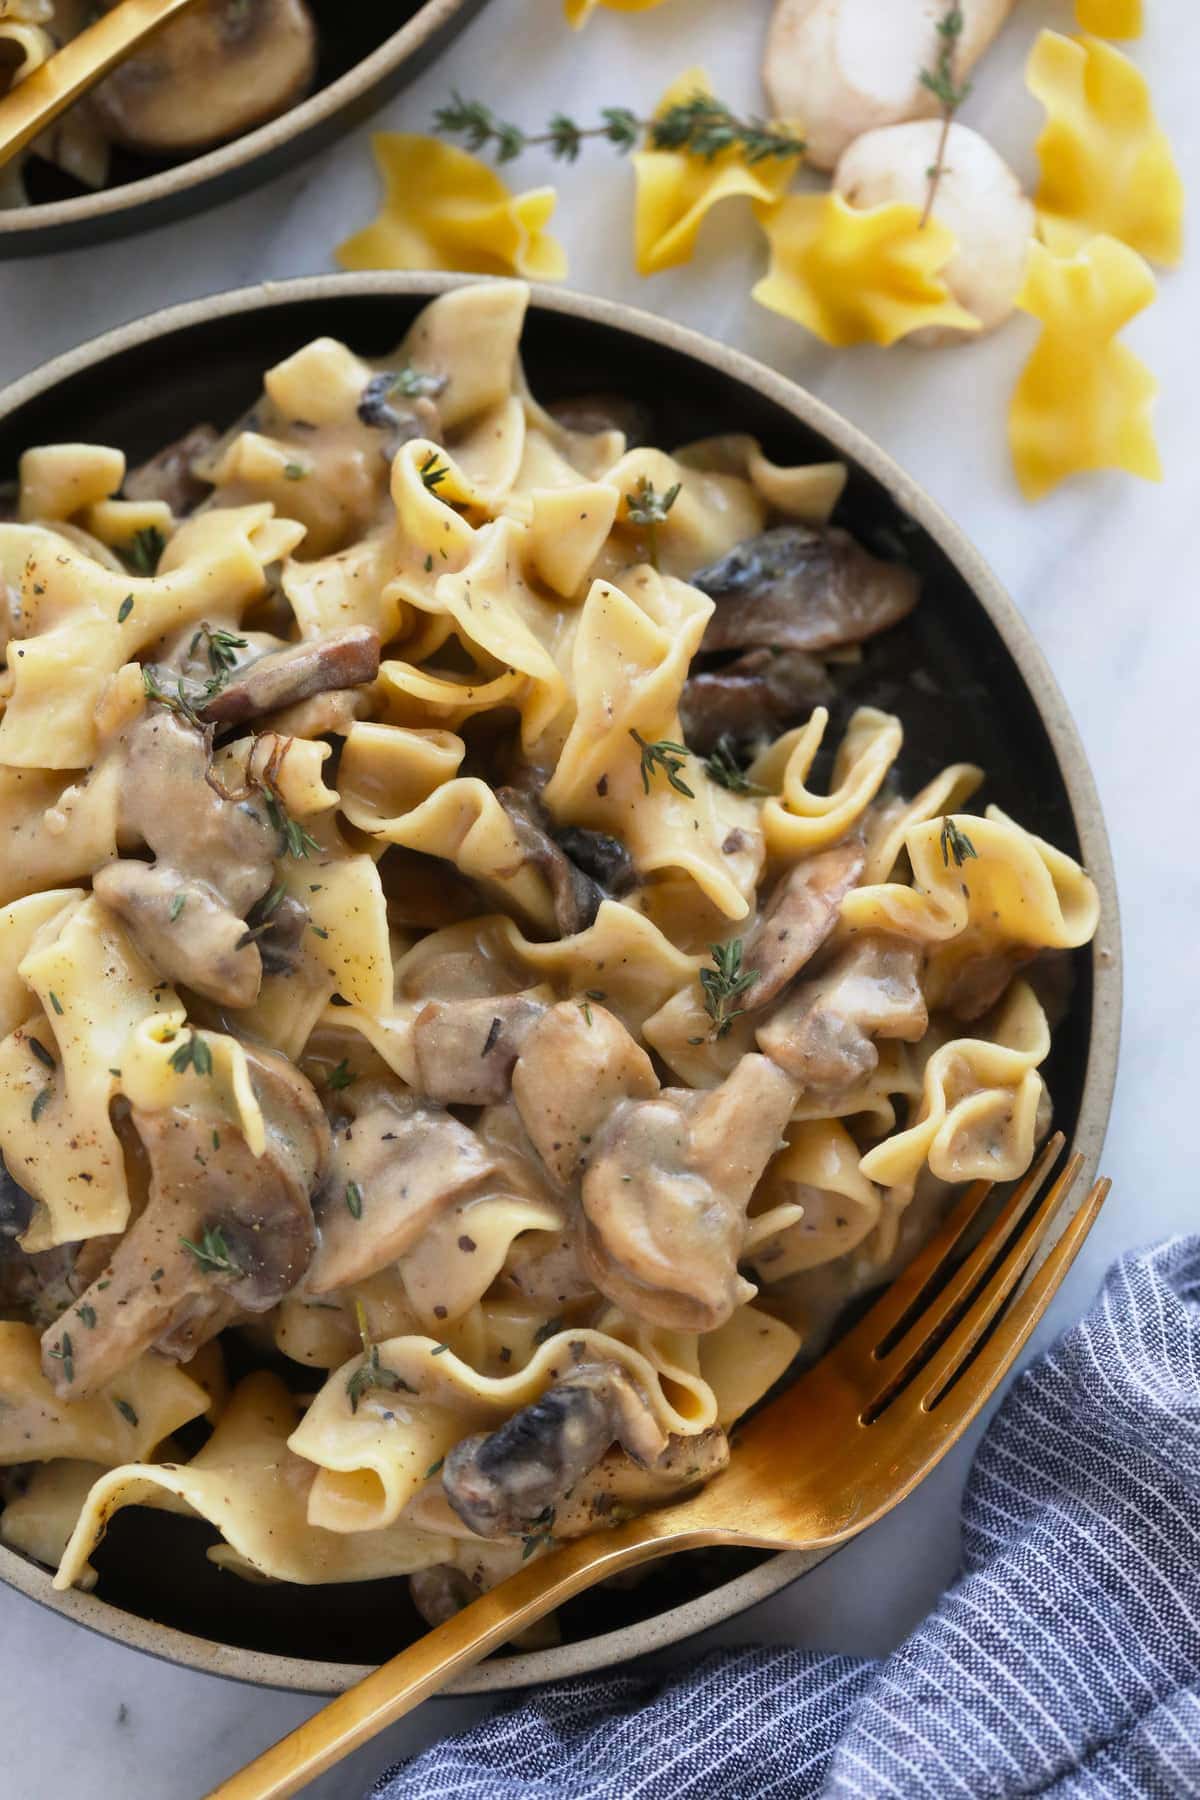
[0,282,1099,1621]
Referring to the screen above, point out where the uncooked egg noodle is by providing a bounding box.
[0,282,1098,1618]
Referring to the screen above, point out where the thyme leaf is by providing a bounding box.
[630,729,694,799]
[190,622,248,678]
[114,1398,139,1429]
[346,1180,364,1220]
[624,475,680,569]
[940,816,978,868]
[47,1331,74,1385]
[169,1031,213,1077]
[122,526,166,577]
[179,1223,242,1277]
[419,449,450,492]
[326,1058,356,1091]
[702,736,766,795]
[700,938,756,1039]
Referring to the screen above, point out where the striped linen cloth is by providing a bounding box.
[373,1239,1200,1799]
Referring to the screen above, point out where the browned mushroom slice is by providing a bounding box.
[442,1361,668,1538]
[305,1085,497,1294]
[197,626,381,728]
[679,648,834,754]
[757,936,927,1091]
[580,1054,797,1333]
[512,1002,660,1190]
[739,839,866,1011]
[123,425,219,516]
[92,862,262,1009]
[412,994,548,1107]
[121,709,278,918]
[256,892,310,977]
[91,0,317,157]
[692,526,919,656]
[554,1426,730,1535]
[409,1564,478,1628]
[938,948,1036,1022]
[496,788,607,937]
[546,393,654,447]
[42,1046,329,1400]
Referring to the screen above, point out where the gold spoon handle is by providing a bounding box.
[0,0,204,170]
[202,1517,716,1800]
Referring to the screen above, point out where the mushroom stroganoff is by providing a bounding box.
[0,0,318,210]
[0,282,1098,1618]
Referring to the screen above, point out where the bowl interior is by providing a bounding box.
[18,3,427,208]
[0,286,1098,1676]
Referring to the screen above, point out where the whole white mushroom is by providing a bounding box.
[764,0,1015,171]
[834,119,1034,344]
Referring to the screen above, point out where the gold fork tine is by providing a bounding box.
[872,1144,1083,1393]
[901,1173,1108,1419]
[834,1131,1066,1373]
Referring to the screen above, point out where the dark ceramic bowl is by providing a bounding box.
[0,274,1121,1694]
[0,0,488,256]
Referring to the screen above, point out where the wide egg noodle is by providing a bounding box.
[54,1373,453,1591]
[0,1321,213,1467]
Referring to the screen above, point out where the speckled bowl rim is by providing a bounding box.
[0,272,1122,1696]
[0,0,477,242]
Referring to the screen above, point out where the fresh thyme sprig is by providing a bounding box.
[264,788,321,859]
[121,525,167,577]
[625,475,680,570]
[434,90,805,167]
[190,622,248,679]
[179,1223,241,1276]
[346,1299,414,1413]
[700,939,756,1039]
[630,729,694,799]
[918,5,970,228]
[940,816,978,868]
[702,736,766,796]
[168,1031,214,1077]
[141,664,206,728]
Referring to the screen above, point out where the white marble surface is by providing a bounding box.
[0,1,1196,1794]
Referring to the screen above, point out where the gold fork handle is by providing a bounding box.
[0,0,204,171]
[202,1518,720,1800]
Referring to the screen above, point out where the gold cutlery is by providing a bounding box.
[205,1132,1108,1800]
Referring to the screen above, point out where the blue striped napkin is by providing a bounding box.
[373,1238,1200,1798]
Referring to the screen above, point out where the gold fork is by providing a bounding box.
[0,0,203,172]
[206,1133,1108,1800]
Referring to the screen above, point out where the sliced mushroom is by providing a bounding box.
[123,425,219,516]
[580,1054,797,1332]
[692,526,919,657]
[757,936,927,1091]
[554,1426,730,1535]
[679,648,833,754]
[546,394,654,448]
[442,1361,667,1538]
[42,1046,329,1399]
[92,862,262,1008]
[256,892,310,977]
[763,0,1015,171]
[91,0,317,157]
[412,994,548,1107]
[409,1564,477,1628]
[512,1002,659,1190]
[553,826,635,898]
[94,709,280,1006]
[0,1161,32,1244]
[121,709,278,918]
[495,788,605,937]
[357,374,444,453]
[938,947,1034,1021]
[196,626,380,728]
[835,121,1034,342]
[740,839,866,1010]
[305,1084,496,1294]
